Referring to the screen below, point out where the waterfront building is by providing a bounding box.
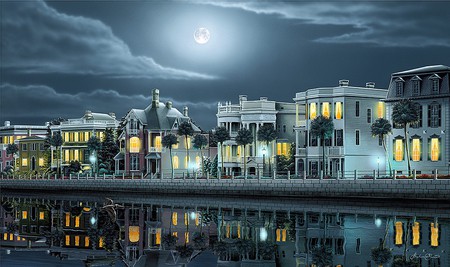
[17,136,46,174]
[114,89,206,177]
[50,111,118,174]
[216,95,300,176]
[0,121,47,172]
[294,80,388,177]
[385,65,450,175]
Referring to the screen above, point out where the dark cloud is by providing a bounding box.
[1,1,217,80]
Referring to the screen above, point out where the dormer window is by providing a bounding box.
[429,74,441,95]
[411,76,421,97]
[394,77,404,97]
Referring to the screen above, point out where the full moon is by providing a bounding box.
[194,27,210,44]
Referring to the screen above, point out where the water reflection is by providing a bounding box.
[0,191,448,267]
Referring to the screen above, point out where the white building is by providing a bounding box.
[216,95,299,176]
[385,65,450,176]
[294,80,388,178]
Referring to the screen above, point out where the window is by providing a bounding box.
[22,158,28,167]
[282,125,286,133]
[75,216,80,227]
[64,132,70,142]
[195,156,201,168]
[309,133,317,147]
[185,137,191,149]
[367,109,372,123]
[184,156,189,168]
[172,232,178,238]
[22,211,28,219]
[130,155,139,170]
[277,143,289,156]
[429,137,440,161]
[39,211,45,220]
[321,102,330,118]
[394,138,404,161]
[395,81,403,97]
[428,103,441,128]
[355,101,360,117]
[65,235,70,246]
[31,144,37,151]
[395,221,403,245]
[335,238,344,255]
[65,213,70,227]
[22,144,27,151]
[154,136,162,149]
[99,237,104,248]
[431,78,439,94]
[185,232,189,243]
[411,138,421,162]
[412,222,420,246]
[334,130,343,146]
[430,223,439,247]
[75,236,80,246]
[412,79,420,96]
[310,103,317,120]
[85,236,90,247]
[377,102,384,118]
[39,143,45,151]
[335,102,343,120]
[356,238,361,254]
[355,130,360,146]
[172,212,178,226]
[411,104,422,128]
[173,156,179,169]
[74,132,79,142]
[39,158,44,167]
[129,137,140,153]
[184,213,189,226]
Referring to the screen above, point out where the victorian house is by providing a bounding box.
[114,89,205,177]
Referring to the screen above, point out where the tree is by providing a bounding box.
[311,245,333,267]
[87,135,101,175]
[162,233,178,250]
[178,121,194,176]
[371,118,393,177]
[193,134,208,175]
[310,116,334,179]
[98,128,119,173]
[68,160,81,174]
[371,246,393,267]
[6,144,19,172]
[214,127,230,176]
[276,142,295,172]
[162,134,178,178]
[50,133,63,177]
[257,124,277,174]
[392,100,419,175]
[235,128,253,176]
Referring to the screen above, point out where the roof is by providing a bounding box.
[83,112,115,121]
[17,136,45,142]
[393,65,450,76]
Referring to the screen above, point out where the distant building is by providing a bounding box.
[0,121,47,172]
[50,111,118,174]
[216,95,299,176]
[17,136,46,174]
[294,80,388,177]
[385,65,450,175]
[115,89,207,177]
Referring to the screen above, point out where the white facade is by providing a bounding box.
[294,81,388,178]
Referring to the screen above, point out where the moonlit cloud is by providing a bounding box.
[206,1,450,47]
[1,1,217,80]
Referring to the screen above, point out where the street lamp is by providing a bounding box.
[262,147,267,176]
[89,154,96,176]
[377,157,380,178]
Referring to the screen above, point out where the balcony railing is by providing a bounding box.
[60,119,114,125]
[217,105,241,113]
[327,147,344,156]
[149,147,165,153]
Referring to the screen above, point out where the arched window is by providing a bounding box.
[309,103,317,120]
[394,137,404,162]
[335,102,343,120]
[173,156,179,169]
[321,102,330,118]
[129,137,140,153]
[411,136,421,162]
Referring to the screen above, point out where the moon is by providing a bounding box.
[194,27,210,44]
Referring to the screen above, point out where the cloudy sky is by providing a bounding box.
[1,1,450,130]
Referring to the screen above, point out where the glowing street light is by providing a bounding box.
[259,227,268,241]
[377,157,380,178]
[89,154,96,176]
[262,147,267,176]
[90,216,97,225]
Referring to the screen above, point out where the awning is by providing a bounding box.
[114,152,124,160]
[145,152,161,159]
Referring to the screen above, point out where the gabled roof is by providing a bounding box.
[393,65,450,75]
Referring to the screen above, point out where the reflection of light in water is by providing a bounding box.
[90,217,97,225]
[260,228,268,241]
[375,218,382,227]
[190,212,197,220]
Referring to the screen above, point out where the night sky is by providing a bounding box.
[1,1,450,130]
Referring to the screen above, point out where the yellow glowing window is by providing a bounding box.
[9,233,13,241]
[184,156,189,168]
[412,222,420,245]
[39,211,44,220]
[75,216,80,228]
[186,137,191,149]
[154,136,162,149]
[172,138,179,149]
[322,102,330,118]
[226,224,230,238]
[335,102,343,120]
[172,212,178,226]
[310,103,317,120]
[16,236,20,241]
[172,232,178,237]
[185,213,189,226]
[65,150,69,161]
[129,137,140,153]
[277,143,289,156]
[22,211,28,219]
[195,156,201,168]
[21,237,25,241]
[195,213,199,226]
[173,156,179,169]
[431,138,439,161]
[237,224,241,239]
[65,213,70,227]
[276,229,281,242]
[377,102,384,118]
[74,150,79,161]
[99,237,104,248]
[282,229,287,242]
[64,132,69,142]
[430,223,439,247]
[22,158,28,167]
[237,146,241,157]
[84,132,90,141]
[85,236,90,247]
[129,226,140,243]
[74,132,79,142]
[98,132,104,141]
[412,139,421,162]
[74,236,80,246]
[83,207,91,212]
[4,233,8,240]
[394,139,404,161]
[155,229,161,245]
[185,232,189,243]
[38,158,44,167]
[395,222,403,245]
[65,235,70,246]
[225,146,231,159]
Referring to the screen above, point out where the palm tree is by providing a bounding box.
[87,135,101,176]
[162,134,178,178]
[178,121,194,176]
[371,118,393,177]
[6,144,19,172]
[311,245,333,267]
[50,132,63,177]
[257,124,277,174]
[310,116,334,179]
[235,128,253,176]
[214,127,230,176]
[392,100,419,175]
[192,134,208,175]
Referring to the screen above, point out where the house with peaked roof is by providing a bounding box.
[114,89,207,177]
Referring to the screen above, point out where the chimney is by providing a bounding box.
[366,82,375,88]
[166,101,173,109]
[260,97,268,101]
[45,122,50,127]
[109,112,116,119]
[27,129,32,137]
[339,80,349,87]
[239,95,247,104]
[4,121,10,127]
[152,88,160,108]
[183,106,189,117]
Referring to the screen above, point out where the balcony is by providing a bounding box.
[149,147,164,153]
[60,119,113,125]
[297,148,306,156]
[327,147,344,156]
[128,129,139,135]
[217,105,241,114]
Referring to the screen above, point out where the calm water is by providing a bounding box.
[1,190,449,267]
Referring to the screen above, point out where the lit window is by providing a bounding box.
[129,226,140,243]
[377,102,384,118]
[84,132,90,141]
[412,222,420,246]
[430,223,439,247]
[185,213,189,226]
[9,233,13,241]
[65,212,70,227]
[99,237,104,248]
[282,229,287,242]
[184,156,189,168]
[65,150,69,161]
[39,212,44,220]
[64,132,70,142]
[411,138,421,162]
[172,232,178,237]
[173,156,179,169]
[98,132,104,141]
[129,137,140,153]
[155,229,161,245]
[226,224,230,238]
[195,213,199,226]
[394,139,404,161]
[22,211,28,219]
[75,236,80,246]
[195,156,201,168]
[237,146,241,157]
[186,137,191,149]
[185,232,189,243]
[277,143,289,156]
[154,136,162,149]
[321,102,330,118]
[335,102,342,120]
[75,216,80,228]
[22,158,28,167]
[310,103,317,120]
[38,158,44,167]
[85,236,90,247]
[3,233,7,240]
[65,235,70,246]
[172,212,178,226]
[74,132,79,142]
[395,221,403,245]
[276,229,281,242]
[430,138,440,161]
[74,150,79,161]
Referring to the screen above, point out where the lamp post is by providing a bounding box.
[89,153,97,177]
[262,147,267,177]
[377,157,380,178]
